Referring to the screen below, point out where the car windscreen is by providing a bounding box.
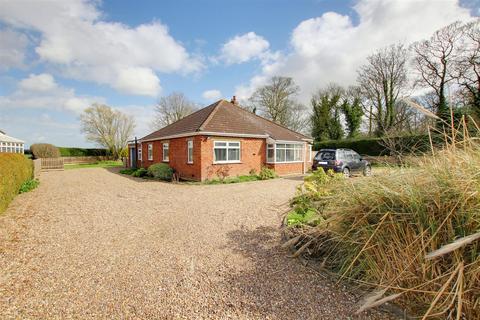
[315,151,335,161]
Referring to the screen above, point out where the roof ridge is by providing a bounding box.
[140,100,220,140]
[198,99,225,131]
[233,102,311,140]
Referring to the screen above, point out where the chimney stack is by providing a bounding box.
[230,95,237,105]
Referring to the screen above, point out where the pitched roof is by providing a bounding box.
[0,132,24,143]
[141,100,312,142]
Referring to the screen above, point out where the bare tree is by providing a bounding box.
[357,43,408,135]
[412,22,463,122]
[287,102,311,134]
[152,92,196,129]
[80,103,135,160]
[454,21,480,119]
[249,76,301,127]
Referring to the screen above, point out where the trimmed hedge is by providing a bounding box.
[30,143,60,158]
[0,154,33,213]
[313,134,433,156]
[58,147,108,157]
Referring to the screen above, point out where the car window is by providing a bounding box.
[345,151,354,161]
[352,151,361,161]
[315,151,335,161]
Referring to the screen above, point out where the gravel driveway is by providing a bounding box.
[0,168,394,319]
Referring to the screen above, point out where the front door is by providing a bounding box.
[129,148,134,167]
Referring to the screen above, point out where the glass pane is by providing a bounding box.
[267,148,274,162]
[316,151,335,160]
[286,149,294,161]
[276,149,285,162]
[294,149,302,161]
[214,148,227,161]
[267,144,274,149]
[286,144,294,149]
[276,144,286,149]
[214,141,227,147]
[228,142,240,147]
[228,148,239,161]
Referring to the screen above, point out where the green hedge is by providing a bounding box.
[0,154,33,213]
[58,147,108,157]
[313,134,433,156]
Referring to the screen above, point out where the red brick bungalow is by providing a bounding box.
[127,98,313,181]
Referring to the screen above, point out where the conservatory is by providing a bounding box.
[0,130,25,154]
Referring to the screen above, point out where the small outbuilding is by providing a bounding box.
[0,130,25,154]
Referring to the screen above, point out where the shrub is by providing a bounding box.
[58,147,108,157]
[147,163,173,181]
[0,154,33,213]
[30,143,60,158]
[19,179,39,193]
[119,168,136,175]
[132,168,148,177]
[258,167,277,180]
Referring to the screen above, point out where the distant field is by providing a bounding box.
[64,161,123,170]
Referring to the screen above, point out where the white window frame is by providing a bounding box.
[162,142,169,162]
[138,147,142,161]
[148,143,153,161]
[266,143,304,163]
[213,140,241,164]
[187,140,193,164]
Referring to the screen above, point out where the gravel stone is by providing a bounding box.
[0,168,397,319]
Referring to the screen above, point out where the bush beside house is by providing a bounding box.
[0,154,33,213]
[147,163,174,181]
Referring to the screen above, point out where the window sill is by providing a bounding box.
[213,161,241,164]
[187,161,193,165]
[266,161,304,164]
[162,160,169,163]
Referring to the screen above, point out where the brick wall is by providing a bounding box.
[200,136,265,181]
[267,162,304,175]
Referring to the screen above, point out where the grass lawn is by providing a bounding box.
[65,161,123,170]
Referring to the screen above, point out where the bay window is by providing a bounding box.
[214,141,240,163]
[267,143,304,163]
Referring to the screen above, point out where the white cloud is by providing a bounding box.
[114,67,161,97]
[219,32,270,64]
[202,89,222,100]
[19,73,58,92]
[0,74,103,115]
[0,29,29,70]
[236,0,474,102]
[0,0,203,97]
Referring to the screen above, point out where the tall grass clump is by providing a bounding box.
[286,115,480,319]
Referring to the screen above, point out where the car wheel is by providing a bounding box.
[363,165,372,176]
[342,167,350,178]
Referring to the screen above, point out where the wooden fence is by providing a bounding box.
[40,158,64,171]
[62,156,111,164]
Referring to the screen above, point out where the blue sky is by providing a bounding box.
[0,0,478,147]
